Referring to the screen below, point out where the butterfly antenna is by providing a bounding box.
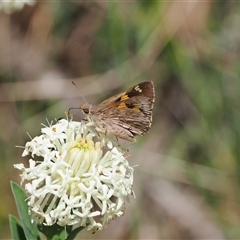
[72,81,87,103]
[68,81,87,118]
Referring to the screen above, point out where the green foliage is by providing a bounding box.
[9,215,26,240]
[11,182,41,240]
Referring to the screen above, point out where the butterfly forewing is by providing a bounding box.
[80,81,155,142]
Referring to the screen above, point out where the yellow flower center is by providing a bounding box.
[64,134,102,177]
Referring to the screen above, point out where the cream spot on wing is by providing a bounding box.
[134,85,142,92]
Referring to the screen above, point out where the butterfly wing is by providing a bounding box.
[91,81,155,141]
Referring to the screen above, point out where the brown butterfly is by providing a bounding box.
[79,81,155,142]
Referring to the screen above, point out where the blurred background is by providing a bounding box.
[0,0,240,239]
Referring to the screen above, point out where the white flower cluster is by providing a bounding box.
[14,119,134,232]
[0,0,36,14]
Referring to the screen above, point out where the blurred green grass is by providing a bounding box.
[0,1,240,239]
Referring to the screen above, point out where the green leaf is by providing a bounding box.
[66,226,85,240]
[38,223,67,240]
[11,181,41,240]
[38,224,84,240]
[9,215,26,240]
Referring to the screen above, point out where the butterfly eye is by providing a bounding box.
[80,103,90,114]
[83,108,89,114]
[80,104,90,114]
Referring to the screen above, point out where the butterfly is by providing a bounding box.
[77,81,155,142]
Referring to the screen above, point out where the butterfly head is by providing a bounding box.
[80,103,92,115]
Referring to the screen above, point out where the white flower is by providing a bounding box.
[0,0,36,14]
[14,119,134,232]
